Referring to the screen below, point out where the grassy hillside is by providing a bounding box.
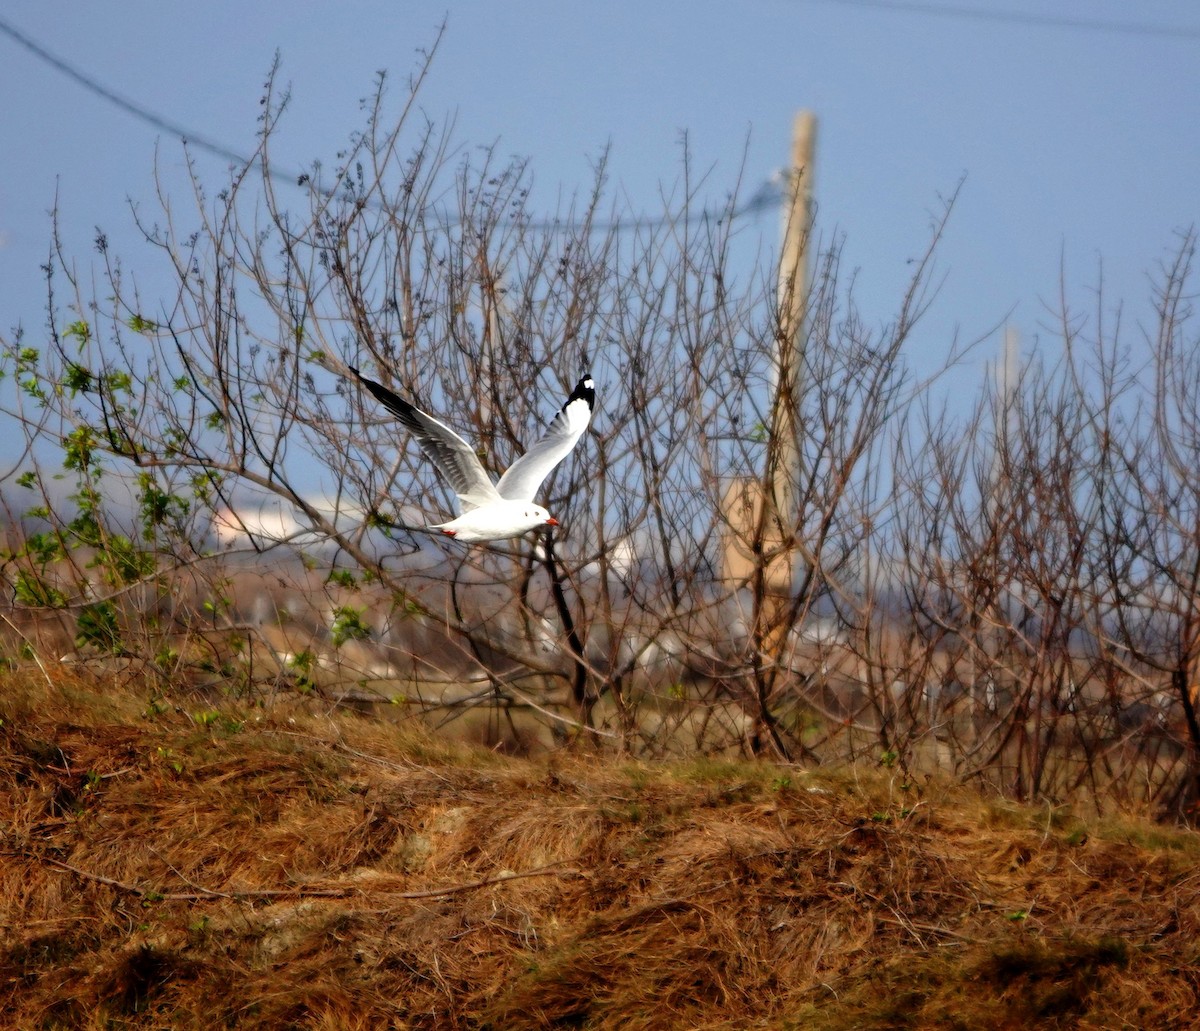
[2,668,1199,1029]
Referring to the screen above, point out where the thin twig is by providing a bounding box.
[30,849,582,903]
[0,610,56,690]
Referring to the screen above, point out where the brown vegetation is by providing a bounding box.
[3,666,1199,1028]
[3,34,1200,889]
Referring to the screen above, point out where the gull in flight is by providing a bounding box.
[349,367,595,542]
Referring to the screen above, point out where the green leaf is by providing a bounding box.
[13,570,68,608]
[62,426,97,473]
[22,530,63,564]
[64,320,92,349]
[126,314,158,334]
[95,535,155,584]
[330,605,371,647]
[103,369,133,393]
[137,472,187,536]
[287,650,317,692]
[75,601,122,653]
[63,363,93,396]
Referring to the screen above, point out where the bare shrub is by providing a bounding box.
[4,46,1198,818]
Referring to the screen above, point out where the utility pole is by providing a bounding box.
[761,111,817,658]
[770,110,817,535]
[974,324,1020,719]
[722,112,817,659]
[986,325,1020,523]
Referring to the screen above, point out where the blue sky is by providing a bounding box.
[2,1,1197,417]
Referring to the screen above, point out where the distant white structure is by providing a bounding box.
[578,535,638,581]
[211,498,367,551]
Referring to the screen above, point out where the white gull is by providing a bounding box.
[349,367,595,542]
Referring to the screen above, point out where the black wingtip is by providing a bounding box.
[347,366,418,423]
[567,372,595,412]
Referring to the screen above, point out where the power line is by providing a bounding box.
[798,0,1200,40]
[0,14,773,233]
[13,4,1189,243]
[0,15,251,167]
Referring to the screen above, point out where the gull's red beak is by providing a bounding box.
[545,516,560,527]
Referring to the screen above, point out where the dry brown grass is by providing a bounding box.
[2,667,1199,1029]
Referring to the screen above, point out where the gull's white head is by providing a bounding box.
[525,503,557,530]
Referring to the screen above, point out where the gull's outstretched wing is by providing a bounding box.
[496,374,595,502]
[350,367,501,512]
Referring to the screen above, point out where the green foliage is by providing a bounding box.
[144,696,170,717]
[14,347,46,402]
[13,570,67,609]
[102,369,133,393]
[287,650,317,692]
[398,595,426,617]
[75,601,122,653]
[60,493,157,589]
[191,470,223,505]
[326,569,358,589]
[22,530,64,565]
[136,472,188,538]
[66,507,103,550]
[62,426,98,474]
[330,606,371,647]
[63,320,91,348]
[62,363,92,396]
[192,709,243,735]
[94,535,156,585]
[126,314,158,334]
[366,510,396,530]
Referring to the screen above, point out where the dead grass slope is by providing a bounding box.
[2,668,1199,1029]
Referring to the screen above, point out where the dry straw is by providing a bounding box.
[2,667,1199,1028]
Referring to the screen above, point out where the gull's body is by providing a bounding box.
[349,367,594,542]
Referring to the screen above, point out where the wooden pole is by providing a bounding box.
[721,113,818,623]
[716,112,818,755]
[770,110,817,535]
[760,112,817,656]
